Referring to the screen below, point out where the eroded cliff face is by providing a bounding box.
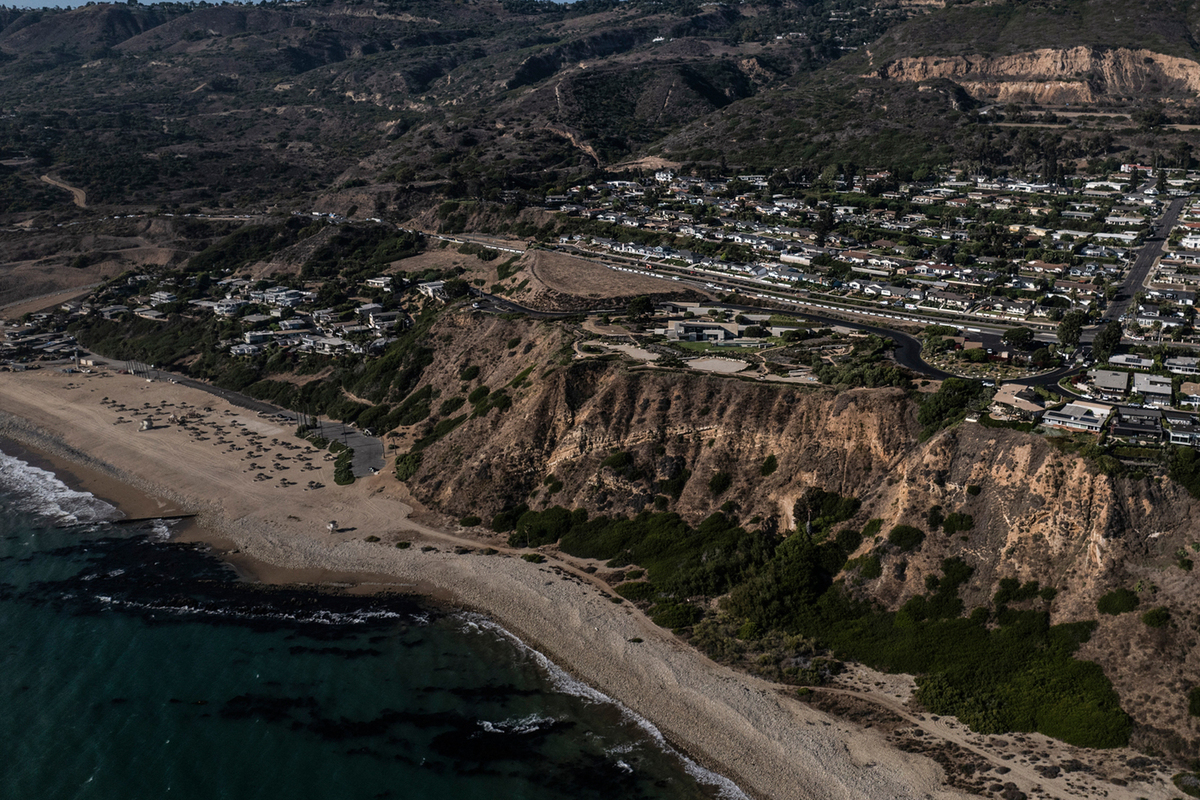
[399,313,1200,750]
[871,46,1200,104]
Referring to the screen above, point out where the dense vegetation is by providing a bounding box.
[499,498,1130,749]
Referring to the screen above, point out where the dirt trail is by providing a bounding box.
[40,174,87,208]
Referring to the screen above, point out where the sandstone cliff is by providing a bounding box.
[871,46,1200,104]
[398,313,1200,753]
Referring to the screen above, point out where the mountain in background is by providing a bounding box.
[0,0,1197,215]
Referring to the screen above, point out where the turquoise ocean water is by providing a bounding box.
[0,444,744,800]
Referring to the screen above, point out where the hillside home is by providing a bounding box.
[1088,369,1129,401]
[1168,413,1200,446]
[1180,382,1200,408]
[1133,373,1173,407]
[1108,354,1154,370]
[1110,407,1163,445]
[1043,401,1112,432]
[1167,357,1200,375]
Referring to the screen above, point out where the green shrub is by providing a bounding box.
[1097,588,1139,615]
[490,504,528,533]
[651,603,702,629]
[459,365,480,381]
[395,541,411,549]
[995,578,1040,606]
[395,451,422,481]
[333,448,355,485]
[760,454,778,476]
[505,337,521,350]
[888,525,925,552]
[927,505,944,531]
[521,553,546,563]
[1173,772,1200,798]
[509,365,535,388]
[459,515,482,527]
[1190,687,1200,717]
[439,396,466,416]
[602,450,633,470]
[615,581,657,601]
[1141,607,1170,628]
[848,554,882,579]
[468,385,490,404]
[508,506,578,548]
[543,475,564,494]
[659,469,690,498]
[966,484,982,496]
[862,518,882,538]
[793,488,860,534]
[942,511,974,535]
[708,471,732,495]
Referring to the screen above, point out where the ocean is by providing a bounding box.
[0,445,744,800]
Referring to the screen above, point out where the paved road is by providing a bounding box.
[1101,196,1184,324]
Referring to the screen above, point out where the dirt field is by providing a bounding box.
[529,250,670,297]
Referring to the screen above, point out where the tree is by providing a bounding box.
[1002,327,1035,350]
[1057,310,1088,349]
[1092,321,1123,363]
[626,295,653,318]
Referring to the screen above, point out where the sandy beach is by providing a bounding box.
[0,368,1178,800]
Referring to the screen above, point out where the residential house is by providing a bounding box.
[1108,354,1154,370]
[1110,406,1163,444]
[1088,369,1129,401]
[1043,401,1112,432]
[1167,357,1200,375]
[1132,373,1173,407]
[1180,381,1200,408]
[215,299,248,317]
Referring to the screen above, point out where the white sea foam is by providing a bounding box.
[92,594,410,626]
[147,519,174,542]
[477,713,558,735]
[458,612,751,800]
[0,448,119,524]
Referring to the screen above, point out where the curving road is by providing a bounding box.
[40,174,87,208]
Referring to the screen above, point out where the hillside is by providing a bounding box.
[0,0,912,214]
[385,311,1200,761]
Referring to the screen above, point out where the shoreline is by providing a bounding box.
[0,432,752,799]
[1,368,1174,800]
